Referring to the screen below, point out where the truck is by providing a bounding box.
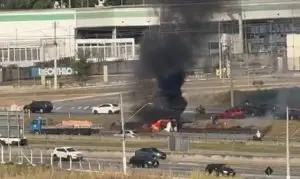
[30,117,102,135]
[0,111,27,146]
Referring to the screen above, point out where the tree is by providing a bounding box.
[72,57,91,85]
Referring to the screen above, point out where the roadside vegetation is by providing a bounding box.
[0,164,238,179]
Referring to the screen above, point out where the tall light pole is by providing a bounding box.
[286,106,290,179]
[218,20,222,79]
[53,22,58,90]
[120,93,127,174]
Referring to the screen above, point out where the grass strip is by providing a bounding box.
[27,136,300,154]
[0,164,238,179]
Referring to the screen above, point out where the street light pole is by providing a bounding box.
[218,21,222,79]
[120,93,127,174]
[286,106,290,179]
[53,22,58,90]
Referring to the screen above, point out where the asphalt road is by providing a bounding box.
[51,95,223,115]
[49,75,300,114]
[11,154,300,179]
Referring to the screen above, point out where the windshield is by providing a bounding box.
[113,104,118,107]
[66,148,76,152]
[150,148,160,152]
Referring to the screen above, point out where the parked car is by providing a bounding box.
[128,155,159,168]
[52,147,84,161]
[205,163,236,177]
[23,101,53,113]
[92,103,120,114]
[135,147,166,160]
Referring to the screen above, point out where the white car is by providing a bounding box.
[52,147,84,161]
[92,103,120,114]
[113,130,136,138]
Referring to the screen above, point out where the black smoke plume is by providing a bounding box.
[130,0,240,130]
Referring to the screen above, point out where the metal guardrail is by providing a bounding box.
[0,145,122,172]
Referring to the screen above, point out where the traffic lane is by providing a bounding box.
[52,95,223,114]
[40,111,217,123]
[19,157,300,178]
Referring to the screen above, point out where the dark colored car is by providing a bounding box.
[205,163,236,177]
[135,147,167,160]
[128,155,159,168]
[23,101,53,113]
[273,108,300,120]
[241,104,276,117]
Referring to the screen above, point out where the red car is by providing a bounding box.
[222,108,246,119]
[212,107,245,120]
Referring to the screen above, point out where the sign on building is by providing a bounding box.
[31,67,74,77]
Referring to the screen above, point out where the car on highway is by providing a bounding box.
[273,108,300,120]
[23,101,53,113]
[135,147,167,160]
[128,155,159,168]
[211,107,245,120]
[52,147,84,161]
[113,130,136,138]
[92,103,120,114]
[205,163,236,177]
[239,103,276,117]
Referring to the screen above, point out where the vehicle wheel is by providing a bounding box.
[53,154,58,161]
[108,110,112,114]
[67,155,71,161]
[153,160,159,168]
[34,131,40,135]
[93,110,98,114]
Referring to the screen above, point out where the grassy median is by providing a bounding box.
[0,164,238,179]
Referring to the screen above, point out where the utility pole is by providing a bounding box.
[69,0,71,8]
[16,29,20,86]
[286,106,290,179]
[228,42,234,107]
[218,21,222,79]
[229,57,234,107]
[120,93,127,174]
[53,22,58,90]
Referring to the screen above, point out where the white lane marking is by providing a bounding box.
[77,106,82,109]
[184,110,196,113]
[70,107,76,110]
[55,106,62,111]
[83,106,90,110]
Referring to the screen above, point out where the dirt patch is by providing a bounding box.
[264,120,300,138]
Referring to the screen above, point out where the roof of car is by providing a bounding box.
[55,146,73,149]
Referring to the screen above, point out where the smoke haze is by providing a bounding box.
[132,0,240,127]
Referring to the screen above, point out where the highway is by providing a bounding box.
[48,75,300,114]
[51,95,223,114]
[10,154,300,179]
